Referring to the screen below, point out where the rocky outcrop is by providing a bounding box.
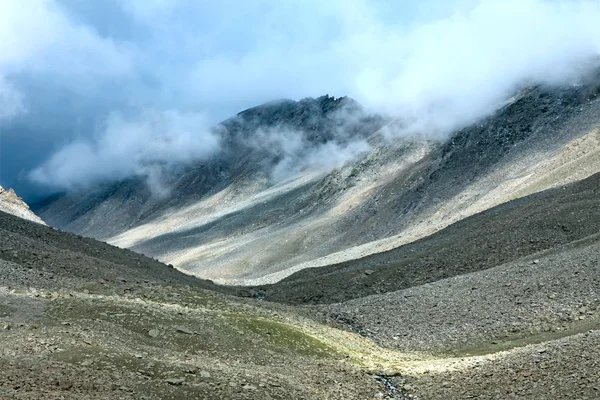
[0,185,45,224]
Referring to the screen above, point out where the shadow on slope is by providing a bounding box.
[258,170,600,304]
[0,210,229,293]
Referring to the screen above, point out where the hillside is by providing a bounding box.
[3,181,600,399]
[0,209,393,399]
[260,170,600,304]
[35,79,600,286]
[2,83,600,399]
[0,185,45,225]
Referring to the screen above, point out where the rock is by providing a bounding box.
[117,277,127,283]
[165,378,185,386]
[3,324,10,330]
[175,326,193,335]
[200,370,211,378]
[59,380,73,390]
[533,259,540,264]
[81,359,94,366]
[148,329,160,338]
[243,384,257,390]
[547,293,557,299]
[364,269,375,276]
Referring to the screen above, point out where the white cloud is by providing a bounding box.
[0,0,132,120]
[353,0,600,134]
[1,0,599,194]
[29,111,219,193]
[179,0,600,137]
[248,125,371,182]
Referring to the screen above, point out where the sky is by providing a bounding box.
[1,0,600,201]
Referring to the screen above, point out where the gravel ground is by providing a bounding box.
[318,234,600,353]
[400,330,600,400]
[0,210,401,400]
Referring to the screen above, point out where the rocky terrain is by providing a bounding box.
[34,78,600,287]
[3,179,600,399]
[5,75,600,399]
[259,170,600,304]
[0,209,394,399]
[0,185,45,224]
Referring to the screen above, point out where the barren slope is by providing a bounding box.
[2,205,600,399]
[0,185,44,224]
[35,81,600,287]
[260,169,600,304]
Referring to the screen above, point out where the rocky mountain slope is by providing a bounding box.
[260,170,600,304]
[3,178,600,399]
[4,77,600,399]
[0,185,45,224]
[35,78,600,286]
[0,209,393,399]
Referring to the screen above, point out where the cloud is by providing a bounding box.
[29,111,219,194]
[351,0,600,135]
[1,0,600,198]
[0,0,132,120]
[0,77,25,119]
[248,125,371,182]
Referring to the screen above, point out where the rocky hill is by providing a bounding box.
[0,185,44,224]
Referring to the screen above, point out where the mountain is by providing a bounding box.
[0,185,44,224]
[35,79,600,286]
[33,95,384,238]
[4,79,600,399]
[2,175,599,399]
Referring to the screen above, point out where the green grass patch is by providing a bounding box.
[227,314,340,358]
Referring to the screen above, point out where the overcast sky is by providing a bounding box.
[1,0,600,201]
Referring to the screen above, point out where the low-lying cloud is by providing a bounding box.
[248,126,371,182]
[357,0,600,135]
[1,0,600,198]
[29,111,219,195]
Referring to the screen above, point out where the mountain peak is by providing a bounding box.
[236,95,363,121]
[0,184,45,224]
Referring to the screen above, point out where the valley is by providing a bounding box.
[2,81,600,400]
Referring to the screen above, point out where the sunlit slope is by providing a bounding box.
[108,84,600,284]
[2,206,599,399]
